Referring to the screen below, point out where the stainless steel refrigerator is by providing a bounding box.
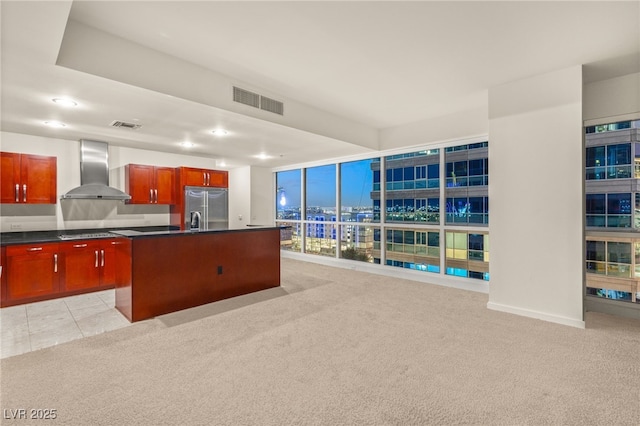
[184,186,228,231]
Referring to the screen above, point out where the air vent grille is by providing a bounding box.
[232,86,284,116]
[260,96,284,115]
[233,87,260,108]
[110,120,142,130]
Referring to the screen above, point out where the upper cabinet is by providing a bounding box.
[0,152,57,204]
[125,164,175,204]
[179,167,228,188]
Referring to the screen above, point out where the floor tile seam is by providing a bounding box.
[23,304,33,353]
[61,296,97,338]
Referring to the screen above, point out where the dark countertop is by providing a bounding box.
[0,225,287,246]
[110,225,285,239]
[0,226,180,246]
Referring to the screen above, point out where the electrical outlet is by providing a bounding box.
[10,224,22,230]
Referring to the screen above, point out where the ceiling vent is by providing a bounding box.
[260,96,284,115]
[233,86,260,108]
[233,86,284,116]
[110,120,142,130]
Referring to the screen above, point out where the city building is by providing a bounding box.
[585,120,640,307]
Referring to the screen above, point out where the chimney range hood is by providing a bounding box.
[61,140,131,200]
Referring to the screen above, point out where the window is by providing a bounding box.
[445,231,489,280]
[445,197,488,225]
[305,165,336,258]
[275,140,489,284]
[276,169,301,220]
[585,143,632,180]
[340,158,379,223]
[385,149,440,223]
[383,228,440,273]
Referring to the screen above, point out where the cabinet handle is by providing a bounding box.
[27,247,43,252]
[208,173,211,185]
[23,184,26,202]
[101,249,105,267]
[150,189,153,203]
[15,184,19,202]
[154,189,158,203]
[203,172,206,185]
[73,243,88,248]
[54,254,58,273]
[95,250,99,268]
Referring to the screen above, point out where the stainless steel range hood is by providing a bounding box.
[61,140,131,200]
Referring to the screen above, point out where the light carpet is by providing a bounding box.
[1,257,639,425]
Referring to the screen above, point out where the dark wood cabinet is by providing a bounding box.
[1,238,127,307]
[116,228,280,322]
[125,164,175,204]
[4,243,60,302]
[0,152,57,204]
[179,167,227,188]
[171,167,228,229]
[59,239,120,292]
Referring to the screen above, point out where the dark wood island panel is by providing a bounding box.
[115,227,281,322]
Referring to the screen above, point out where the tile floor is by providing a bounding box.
[0,290,132,359]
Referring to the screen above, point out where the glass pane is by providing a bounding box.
[586,240,605,261]
[468,159,484,176]
[306,165,336,220]
[607,144,631,166]
[276,169,301,220]
[607,193,631,214]
[340,158,379,223]
[453,232,467,250]
[607,242,631,264]
[586,146,605,168]
[340,224,376,263]
[305,223,337,257]
[278,222,302,252]
[586,194,606,214]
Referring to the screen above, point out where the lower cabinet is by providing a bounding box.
[60,239,117,291]
[1,238,127,307]
[4,243,60,302]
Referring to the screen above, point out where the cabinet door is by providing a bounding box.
[21,154,57,204]
[0,152,21,203]
[100,240,118,286]
[206,170,228,188]
[181,167,207,186]
[5,244,59,300]
[60,241,101,291]
[126,164,154,204]
[154,167,175,204]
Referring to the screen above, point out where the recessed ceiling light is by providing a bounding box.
[180,141,195,148]
[254,153,271,160]
[43,120,66,128]
[211,129,228,136]
[52,98,77,107]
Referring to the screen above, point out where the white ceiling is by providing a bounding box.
[1,1,639,169]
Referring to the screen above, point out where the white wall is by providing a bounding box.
[0,132,226,232]
[583,72,640,124]
[487,66,584,328]
[228,167,251,229]
[228,166,274,229]
[379,106,488,151]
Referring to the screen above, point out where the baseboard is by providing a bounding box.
[487,301,585,329]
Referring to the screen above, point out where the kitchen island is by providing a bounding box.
[114,226,281,322]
